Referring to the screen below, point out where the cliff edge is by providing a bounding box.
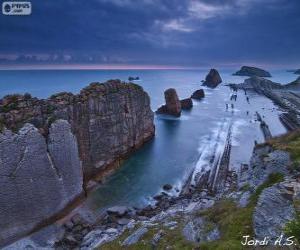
[0,80,155,246]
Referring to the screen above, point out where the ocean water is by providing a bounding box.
[0,69,297,211]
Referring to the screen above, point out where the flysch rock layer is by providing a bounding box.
[0,120,83,244]
[0,80,155,246]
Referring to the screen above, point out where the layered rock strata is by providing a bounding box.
[156,88,181,117]
[0,80,155,245]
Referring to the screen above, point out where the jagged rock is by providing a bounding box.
[117,218,131,225]
[0,120,83,245]
[0,80,155,181]
[239,146,290,189]
[81,229,120,249]
[238,191,251,208]
[107,206,129,217]
[163,184,173,191]
[202,69,222,88]
[121,227,148,246]
[0,80,155,246]
[285,76,300,90]
[233,66,272,77]
[191,89,205,99]
[156,88,181,117]
[182,217,220,243]
[151,230,163,246]
[180,98,193,109]
[253,182,296,240]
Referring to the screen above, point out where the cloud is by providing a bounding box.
[155,19,193,32]
[188,1,231,19]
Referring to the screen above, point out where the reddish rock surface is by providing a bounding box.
[191,89,205,100]
[203,69,222,88]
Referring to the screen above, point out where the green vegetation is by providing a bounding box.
[284,198,300,245]
[199,173,284,250]
[100,173,285,250]
[100,220,196,250]
[268,129,300,170]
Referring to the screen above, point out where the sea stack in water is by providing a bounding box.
[156,88,181,117]
[191,89,205,100]
[233,66,271,77]
[180,98,193,110]
[202,69,222,88]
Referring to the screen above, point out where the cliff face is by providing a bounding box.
[0,120,83,244]
[0,80,155,245]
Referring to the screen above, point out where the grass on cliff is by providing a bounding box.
[199,172,284,250]
[100,220,196,250]
[100,173,284,250]
[267,129,300,170]
[284,198,300,245]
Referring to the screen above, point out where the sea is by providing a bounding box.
[0,69,297,212]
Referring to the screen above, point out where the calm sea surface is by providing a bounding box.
[0,69,297,211]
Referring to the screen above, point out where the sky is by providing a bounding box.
[0,0,299,69]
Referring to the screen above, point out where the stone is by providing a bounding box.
[202,69,222,88]
[121,227,148,246]
[81,228,120,249]
[156,88,181,117]
[163,184,173,191]
[233,66,272,77]
[180,98,193,109]
[191,89,205,99]
[253,183,296,240]
[117,218,131,225]
[0,120,83,245]
[238,191,251,208]
[182,217,220,243]
[0,80,155,246]
[107,206,129,217]
[151,230,163,246]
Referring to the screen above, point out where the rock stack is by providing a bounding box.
[156,88,182,117]
[191,89,205,100]
[202,69,222,88]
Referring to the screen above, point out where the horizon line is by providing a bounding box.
[0,63,297,71]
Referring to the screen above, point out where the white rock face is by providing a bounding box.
[0,120,83,245]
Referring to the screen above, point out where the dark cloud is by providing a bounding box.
[0,0,299,67]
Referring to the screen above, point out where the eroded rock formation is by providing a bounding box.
[233,66,271,77]
[191,89,205,100]
[202,69,222,88]
[0,80,155,245]
[156,88,181,117]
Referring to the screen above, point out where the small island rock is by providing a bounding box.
[156,88,181,117]
[202,69,222,88]
[191,89,205,99]
[180,98,193,109]
[233,66,271,77]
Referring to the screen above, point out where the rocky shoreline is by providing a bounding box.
[0,80,155,247]
[3,73,300,249]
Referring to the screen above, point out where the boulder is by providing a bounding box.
[202,69,222,88]
[0,120,83,245]
[106,206,129,217]
[182,217,220,243]
[180,98,193,110]
[156,88,181,117]
[121,227,148,246]
[294,69,300,74]
[163,184,173,191]
[191,89,205,99]
[253,182,296,240]
[233,66,271,77]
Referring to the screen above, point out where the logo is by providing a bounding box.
[2,2,31,15]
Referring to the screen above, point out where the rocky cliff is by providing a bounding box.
[0,80,155,246]
[233,66,272,77]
